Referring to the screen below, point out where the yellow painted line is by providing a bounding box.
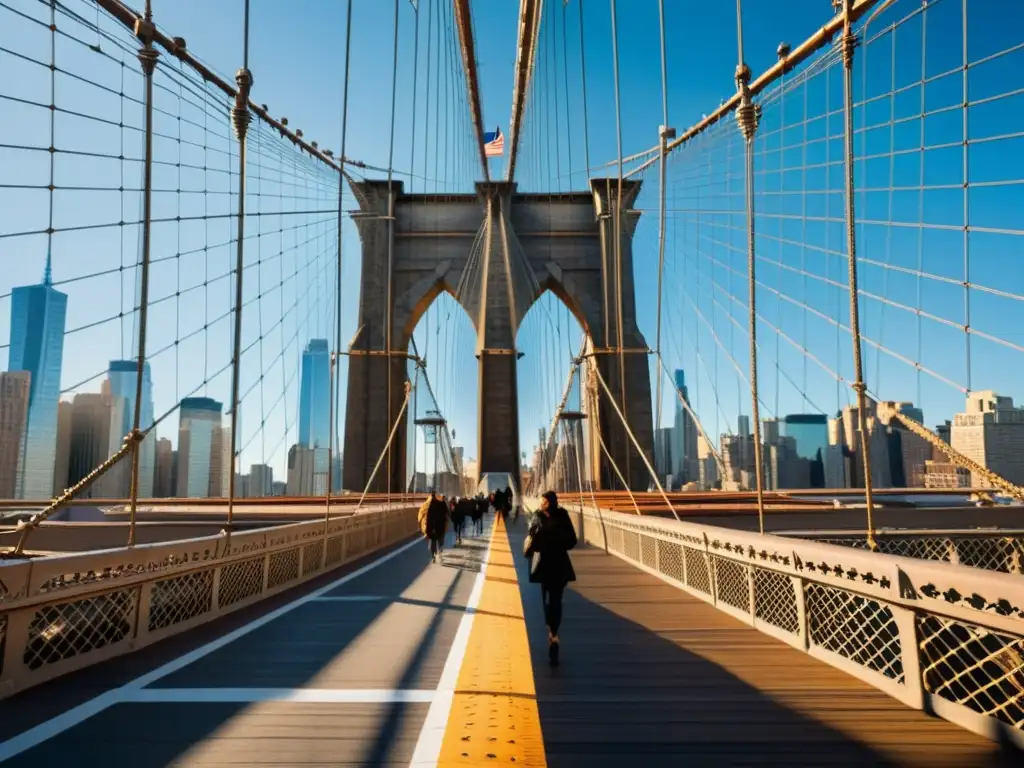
[437,515,546,766]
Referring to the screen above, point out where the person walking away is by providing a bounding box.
[451,496,468,546]
[447,496,457,547]
[502,486,513,521]
[523,490,577,666]
[421,491,449,563]
[472,494,486,535]
[417,492,433,556]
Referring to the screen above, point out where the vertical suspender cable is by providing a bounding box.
[734,0,767,534]
[839,0,877,549]
[128,0,159,546]
[609,0,629,488]
[433,0,441,192]
[424,0,434,189]
[409,0,421,193]
[652,0,671,468]
[561,0,572,186]
[385,0,401,503]
[551,1,562,190]
[226,0,253,546]
[578,0,591,178]
[326,0,354,536]
[407,0,421,491]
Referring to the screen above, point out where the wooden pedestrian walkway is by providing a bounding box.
[0,515,1012,766]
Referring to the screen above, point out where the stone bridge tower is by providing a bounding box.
[342,178,654,494]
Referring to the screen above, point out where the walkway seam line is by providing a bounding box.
[408,519,496,766]
[0,536,422,763]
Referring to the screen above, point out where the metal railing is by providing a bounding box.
[565,503,1024,748]
[785,530,1024,575]
[0,503,418,699]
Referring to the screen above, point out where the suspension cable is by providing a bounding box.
[326,0,354,529]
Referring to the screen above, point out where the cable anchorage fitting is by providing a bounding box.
[840,30,860,70]
[734,64,761,143]
[134,18,159,75]
[232,68,254,142]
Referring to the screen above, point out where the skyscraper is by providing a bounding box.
[654,426,674,484]
[52,400,73,495]
[951,391,1024,486]
[8,252,68,499]
[67,391,129,499]
[672,370,698,485]
[0,372,31,498]
[106,360,155,497]
[249,463,273,496]
[780,414,828,488]
[153,437,174,497]
[298,339,332,450]
[298,339,333,493]
[176,397,223,497]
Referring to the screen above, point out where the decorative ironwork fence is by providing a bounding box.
[566,504,1024,747]
[0,504,418,699]
[787,531,1024,574]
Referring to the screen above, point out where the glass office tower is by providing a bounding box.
[8,253,68,499]
[298,339,338,491]
[780,414,829,488]
[176,396,223,497]
[107,360,155,497]
[298,339,332,450]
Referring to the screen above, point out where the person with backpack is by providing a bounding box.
[418,490,449,563]
[523,490,578,666]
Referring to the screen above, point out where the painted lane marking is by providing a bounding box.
[408,518,495,766]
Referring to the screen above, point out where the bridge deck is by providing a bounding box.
[0,518,1009,767]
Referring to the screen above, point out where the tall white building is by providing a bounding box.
[951,391,1024,487]
[249,463,273,497]
[175,397,224,498]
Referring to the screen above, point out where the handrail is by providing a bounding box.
[568,503,1024,748]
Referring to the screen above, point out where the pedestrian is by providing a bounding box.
[451,495,469,546]
[472,494,485,535]
[523,490,577,666]
[418,490,449,563]
[502,486,513,521]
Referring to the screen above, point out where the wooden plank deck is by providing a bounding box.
[507,521,1013,767]
[0,514,1018,766]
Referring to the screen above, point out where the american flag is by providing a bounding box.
[483,127,504,157]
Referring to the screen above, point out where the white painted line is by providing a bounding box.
[121,687,435,704]
[311,595,387,602]
[408,518,495,767]
[0,536,422,763]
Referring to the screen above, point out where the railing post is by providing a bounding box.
[892,605,926,711]
[947,538,961,567]
[792,575,809,650]
[747,565,756,622]
[703,532,717,605]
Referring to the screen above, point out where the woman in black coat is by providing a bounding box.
[523,490,577,666]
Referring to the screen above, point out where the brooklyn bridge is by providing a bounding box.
[1,0,1023,764]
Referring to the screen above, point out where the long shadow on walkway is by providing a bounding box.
[1,529,492,766]
[506,521,1013,768]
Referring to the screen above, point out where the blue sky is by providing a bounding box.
[1,0,1021,485]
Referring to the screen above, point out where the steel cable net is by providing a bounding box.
[0,0,351,506]
[648,0,1024,499]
